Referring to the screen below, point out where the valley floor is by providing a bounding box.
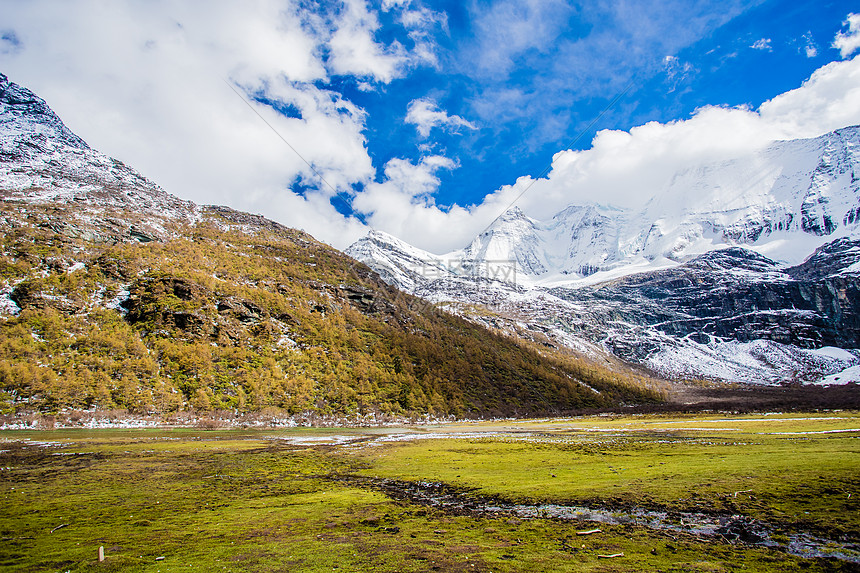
[2,412,859,571]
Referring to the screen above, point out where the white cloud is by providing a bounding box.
[0,0,440,249]
[382,0,411,9]
[0,30,22,55]
[244,186,369,248]
[351,155,515,250]
[405,99,477,138]
[465,0,575,79]
[462,0,758,133]
[350,56,860,253]
[757,56,860,136]
[833,13,860,58]
[750,38,772,51]
[327,0,408,83]
[663,55,694,92]
[505,56,860,220]
[399,7,447,68]
[802,32,818,58]
[3,1,859,257]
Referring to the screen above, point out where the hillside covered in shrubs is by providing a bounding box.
[0,202,663,419]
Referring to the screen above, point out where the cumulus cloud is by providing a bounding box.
[351,155,518,250]
[2,1,859,256]
[499,56,860,220]
[757,56,860,135]
[327,0,408,83]
[833,13,860,58]
[351,56,860,253]
[405,99,477,137]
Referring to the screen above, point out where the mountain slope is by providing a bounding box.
[0,74,199,243]
[0,72,662,418]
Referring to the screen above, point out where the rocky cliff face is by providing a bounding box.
[551,240,860,355]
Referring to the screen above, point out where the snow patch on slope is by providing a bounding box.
[815,365,860,385]
[647,340,860,385]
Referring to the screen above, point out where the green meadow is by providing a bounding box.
[2,412,859,572]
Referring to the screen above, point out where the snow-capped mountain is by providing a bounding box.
[347,126,860,385]
[462,206,550,276]
[352,126,860,291]
[345,229,452,293]
[630,126,860,267]
[0,72,199,242]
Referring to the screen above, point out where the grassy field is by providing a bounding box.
[1,412,859,572]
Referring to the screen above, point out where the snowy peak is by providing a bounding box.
[0,72,198,242]
[463,206,549,275]
[800,126,860,236]
[652,125,860,247]
[685,247,781,274]
[0,72,88,150]
[349,125,860,289]
[788,237,860,280]
[546,204,627,276]
[365,228,430,254]
[498,204,527,221]
[346,228,453,292]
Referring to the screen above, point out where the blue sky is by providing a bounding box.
[2,1,860,251]
[346,0,850,208]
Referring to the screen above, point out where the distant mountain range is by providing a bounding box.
[348,126,860,385]
[0,72,664,419]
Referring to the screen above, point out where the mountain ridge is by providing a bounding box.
[348,126,860,385]
[350,125,860,289]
